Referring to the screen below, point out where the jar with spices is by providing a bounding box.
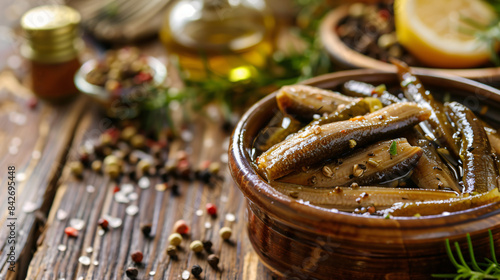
[21,5,83,102]
[160,0,275,82]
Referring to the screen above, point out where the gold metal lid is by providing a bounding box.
[21,5,80,31]
[21,5,82,63]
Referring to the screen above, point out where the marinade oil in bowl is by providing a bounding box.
[228,69,500,280]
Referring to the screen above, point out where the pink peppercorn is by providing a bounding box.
[27,97,38,109]
[64,227,78,237]
[173,219,189,235]
[206,203,217,216]
[131,251,143,263]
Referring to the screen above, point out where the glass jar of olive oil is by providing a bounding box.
[160,0,275,82]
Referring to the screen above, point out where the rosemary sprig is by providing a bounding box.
[432,230,500,279]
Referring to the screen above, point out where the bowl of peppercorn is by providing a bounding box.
[320,3,500,83]
[229,68,500,279]
[74,47,167,119]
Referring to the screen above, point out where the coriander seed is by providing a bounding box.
[219,227,232,240]
[91,160,102,172]
[189,240,203,253]
[168,233,183,246]
[70,161,84,177]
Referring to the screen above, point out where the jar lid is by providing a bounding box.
[21,5,80,32]
[21,5,82,63]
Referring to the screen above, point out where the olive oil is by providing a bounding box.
[160,0,275,81]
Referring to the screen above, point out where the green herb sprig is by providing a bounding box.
[432,230,500,279]
[389,140,398,156]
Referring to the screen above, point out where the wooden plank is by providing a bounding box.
[26,104,276,279]
[0,71,88,279]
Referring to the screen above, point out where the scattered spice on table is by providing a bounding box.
[191,264,203,277]
[219,227,232,240]
[189,240,203,253]
[207,254,219,269]
[206,203,217,216]
[174,220,190,235]
[202,240,213,252]
[167,245,177,257]
[64,227,78,237]
[126,267,139,279]
[168,233,183,246]
[98,218,109,231]
[130,251,143,263]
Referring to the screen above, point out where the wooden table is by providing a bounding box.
[0,41,277,280]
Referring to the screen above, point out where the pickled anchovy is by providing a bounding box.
[446,102,498,193]
[405,130,461,192]
[381,188,500,217]
[342,80,405,106]
[254,115,303,153]
[276,85,357,121]
[483,123,500,154]
[278,139,422,187]
[393,60,459,158]
[257,102,432,180]
[272,183,458,212]
[304,98,382,128]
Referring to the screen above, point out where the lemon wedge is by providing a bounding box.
[395,0,497,68]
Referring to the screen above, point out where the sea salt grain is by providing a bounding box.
[78,256,90,266]
[138,177,150,189]
[126,205,139,216]
[225,213,236,222]
[57,244,67,252]
[69,219,85,230]
[103,215,122,228]
[22,201,38,213]
[56,209,68,220]
[86,185,95,193]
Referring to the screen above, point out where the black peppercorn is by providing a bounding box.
[171,183,179,196]
[202,240,212,252]
[191,264,203,277]
[199,170,212,184]
[126,267,139,279]
[207,254,219,269]
[141,224,152,237]
[160,170,169,182]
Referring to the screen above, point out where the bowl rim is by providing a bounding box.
[73,56,167,101]
[229,69,500,231]
[320,4,500,81]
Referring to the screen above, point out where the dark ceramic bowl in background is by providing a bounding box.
[229,69,500,280]
[320,5,500,84]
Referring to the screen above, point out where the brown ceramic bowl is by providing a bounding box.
[320,5,500,84]
[229,69,500,280]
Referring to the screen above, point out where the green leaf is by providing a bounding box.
[390,141,398,156]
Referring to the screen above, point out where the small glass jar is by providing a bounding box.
[160,0,275,82]
[21,5,83,102]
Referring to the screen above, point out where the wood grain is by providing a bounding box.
[24,102,275,279]
[0,71,88,279]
